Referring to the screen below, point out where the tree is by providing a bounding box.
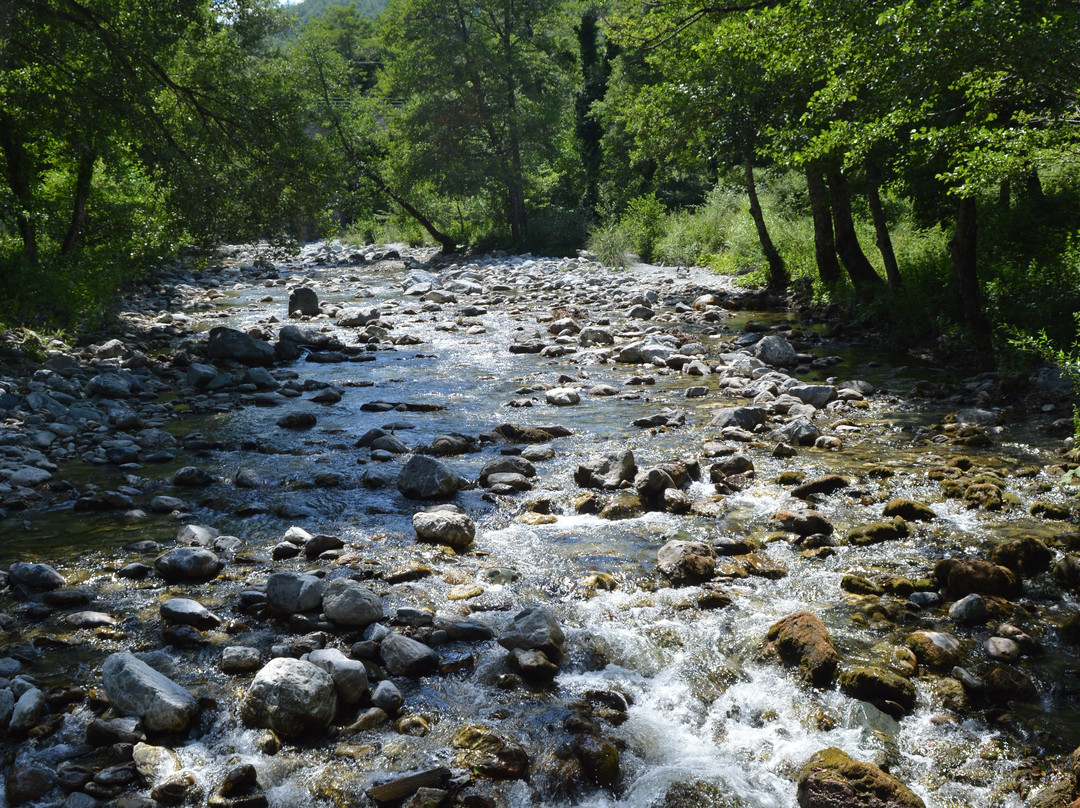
[378,0,575,250]
[604,7,791,289]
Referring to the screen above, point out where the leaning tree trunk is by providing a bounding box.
[865,160,901,291]
[61,150,96,255]
[948,195,990,345]
[744,154,787,291]
[827,170,881,294]
[805,168,841,286]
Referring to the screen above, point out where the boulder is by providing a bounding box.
[882,499,936,522]
[452,725,530,780]
[934,558,1020,599]
[307,648,369,705]
[948,593,987,625]
[708,406,767,431]
[322,578,383,628]
[772,510,834,537]
[379,633,438,677]
[240,658,337,738]
[479,456,536,483]
[498,605,565,663]
[574,450,637,490]
[8,561,65,591]
[9,687,45,733]
[337,306,380,327]
[101,652,198,733]
[546,387,581,406]
[765,611,839,687]
[5,764,58,807]
[771,418,822,446]
[160,598,222,630]
[989,535,1053,578]
[266,571,324,615]
[791,475,849,500]
[904,631,963,671]
[656,540,716,585]
[206,327,275,366]
[787,385,837,408]
[172,466,216,487]
[397,454,466,499]
[838,667,917,716]
[797,747,925,808]
[154,547,223,583]
[288,286,319,316]
[412,508,476,551]
[845,518,910,546]
[753,335,797,367]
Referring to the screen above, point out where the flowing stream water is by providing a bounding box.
[3,247,1078,808]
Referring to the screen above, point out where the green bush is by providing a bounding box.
[620,193,667,263]
[587,220,632,269]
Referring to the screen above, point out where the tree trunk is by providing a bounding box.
[503,6,527,250]
[575,8,605,216]
[865,160,901,290]
[507,138,527,249]
[61,150,96,255]
[1023,170,1045,207]
[366,168,457,254]
[0,117,38,268]
[998,179,1011,209]
[744,154,787,291]
[948,195,990,345]
[805,168,841,285]
[827,170,881,293]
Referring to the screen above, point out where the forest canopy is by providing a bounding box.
[1,0,1079,359]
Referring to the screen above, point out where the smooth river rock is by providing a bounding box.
[101,652,198,733]
[240,657,337,738]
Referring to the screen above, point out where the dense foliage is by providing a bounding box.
[3,0,1080,360]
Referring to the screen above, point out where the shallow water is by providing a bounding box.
[4,253,1078,808]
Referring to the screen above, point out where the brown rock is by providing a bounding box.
[797,747,925,808]
[989,535,1053,578]
[790,475,849,500]
[934,558,1020,599]
[765,611,839,687]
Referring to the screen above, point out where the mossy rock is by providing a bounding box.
[1031,501,1074,521]
[839,666,916,719]
[598,492,642,521]
[797,747,925,808]
[841,575,885,596]
[964,482,1003,510]
[885,578,915,597]
[777,471,806,485]
[988,535,1053,578]
[657,780,747,808]
[765,611,839,688]
[451,725,529,780]
[864,465,894,479]
[934,558,1020,599]
[846,517,909,546]
[571,734,620,789]
[790,474,849,500]
[882,498,936,522]
[939,479,965,499]
[1052,555,1080,590]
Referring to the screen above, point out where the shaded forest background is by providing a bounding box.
[2,0,1080,377]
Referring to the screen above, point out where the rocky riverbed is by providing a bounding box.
[1,241,1079,808]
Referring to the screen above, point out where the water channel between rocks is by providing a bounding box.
[2,244,1079,808]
